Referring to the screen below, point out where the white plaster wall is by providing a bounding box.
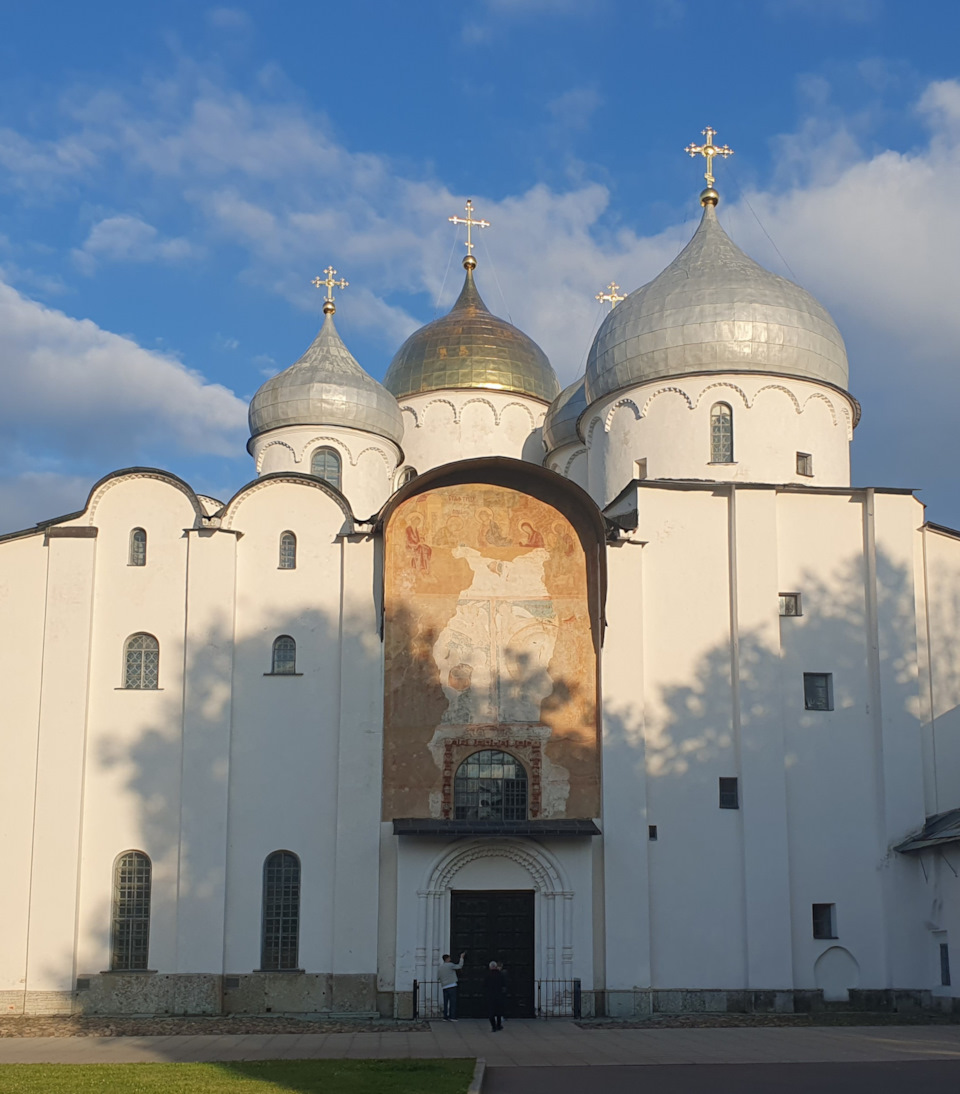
[630,486,748,988]
[0,533,52,998]
[583,375,854,508]
[223,481,349,973]
[544,443,588,491]
[396,391,547,475]
[251,424,400,519]
[73,476,198,978]
[919,527,960,813]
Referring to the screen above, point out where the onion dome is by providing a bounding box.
[248,307,403,447]
[585,201,848,404]
[383,257,560,403]
[543,377,587,454]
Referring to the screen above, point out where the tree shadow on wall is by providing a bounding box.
[600,544,950,989]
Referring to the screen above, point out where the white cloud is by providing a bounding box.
[0,279,246,459]
[206,7,252,31]
[73,214,196,271]
[0,472,94,534]
[547,87,604,132]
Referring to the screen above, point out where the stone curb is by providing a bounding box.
[468,1056,486,1092]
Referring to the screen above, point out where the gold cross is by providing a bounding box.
[312,266,348,314]
[596,281,625,309]
[684,126,734,190]
[448,199,490,255]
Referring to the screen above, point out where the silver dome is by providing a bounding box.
[586,203,848,403]
[249,313,404,446]
[543,376,587,453]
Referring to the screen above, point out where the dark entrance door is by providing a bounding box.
[449,890,535,1018]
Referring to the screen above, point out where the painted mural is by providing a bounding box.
[383,483,599,819]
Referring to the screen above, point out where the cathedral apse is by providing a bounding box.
[383,482,600,820]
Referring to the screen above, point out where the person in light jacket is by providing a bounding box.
[438,952,465,1021]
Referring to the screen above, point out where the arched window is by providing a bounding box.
[398,466,418,487]
[271,635,297,674]
[310,446,342,490]
[111,851,151,970]
[454,749,528,822]
[123,633,159,689]
[279,531,297,570]
[129,528,147,567]
[710,402,733,463]
[261,850,300,970]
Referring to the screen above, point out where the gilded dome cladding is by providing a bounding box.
[383,266,560,403]
[249,313,404,446]
[586,203,849,403]
[543,376,587,453]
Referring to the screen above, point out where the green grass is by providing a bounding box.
[0,1058,476,1094]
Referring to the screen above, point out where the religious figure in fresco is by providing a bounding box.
[405,514,432,572]
[477,507,512,547]
[519,521,545,548]
[433,515,466,546]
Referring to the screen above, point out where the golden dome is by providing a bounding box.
[383,260,560,403]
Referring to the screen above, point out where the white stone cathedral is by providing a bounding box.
[3,165,960,1021]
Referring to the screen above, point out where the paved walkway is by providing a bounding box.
[1,1020,960,1067]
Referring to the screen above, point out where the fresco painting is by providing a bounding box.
[383,483,599,819]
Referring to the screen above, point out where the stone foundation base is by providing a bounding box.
[2,973,380,1017]
[589,988,960,1018]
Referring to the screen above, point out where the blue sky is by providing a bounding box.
[1,0,959,531]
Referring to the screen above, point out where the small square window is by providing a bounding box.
[812,903,837,939]
[941,943,952,987]
[648,825,658,841]
[797,452,814,477]
[719,777,739,810]
[779,593,802,617]
[804,672,834,711]
[635,458,648,481]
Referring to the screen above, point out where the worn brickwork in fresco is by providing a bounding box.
[383,483,599,819]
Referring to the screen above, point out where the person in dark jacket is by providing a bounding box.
[484,960,505,1032]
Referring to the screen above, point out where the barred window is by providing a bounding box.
[804,672,834,711]
[262,850,300,970]
[454,749,527,822]
[124,633,159,689]
[279,531,297,570]
[111,851,151,970]
[129,528,147,567]
[271,635,297,674]
[710,402,733,463]
[310,446,341,490]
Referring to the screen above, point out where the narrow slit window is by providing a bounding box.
[710,402,733,463]
[310,446,341,491]
[279,532,297,570]
[803,672,833,711]
[398,466,418,487]
[111,851,151,970]
[123,633,159,689]
[129,528,147,567]
[719,777,740,809]
[271,635,297,675]
[812,903,837,939]
[261,850,300,971]
[941,943,952,987]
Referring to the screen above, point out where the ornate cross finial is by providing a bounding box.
[449,199,490,269]
[596,281,625,310]
[312,266,349,315]
[685,126,734,193]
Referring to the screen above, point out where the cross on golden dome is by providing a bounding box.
[449,199,490,268]
[596,281,625,309]
[684,126,734,191]
[312,266,349,315]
